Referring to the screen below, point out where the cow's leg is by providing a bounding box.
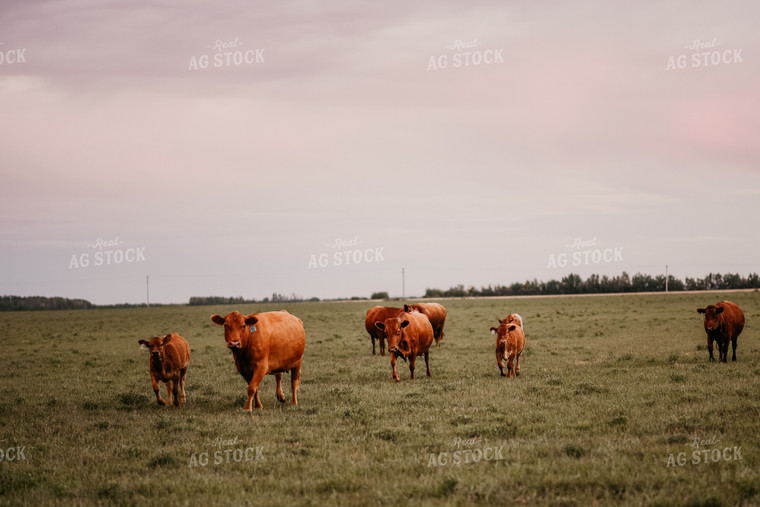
[390,354,399,382]
[515,353,521,377]
[496,349,505,376]
[178,368,187,406]
[371,336,376,355]
[290,364,301,406]
[720,339,728,363]
[507,355,514,378]
[245,367,267,411]
[275,373,286,403]
[380,336,385,357]
[165,380,174,407]
[707,336,715,362]
[425,351,431,377]
[732,335,738,362]
[151,373,166,405]
[172,377,181,407]
[409,354,416,380]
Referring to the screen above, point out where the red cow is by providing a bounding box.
[211,310,305,411]
[490,319,525,378]
[138,333,190,407]
[697,301,745,362]
[365,306,403,356]
[375,311,434,382]
[404,303,448,345]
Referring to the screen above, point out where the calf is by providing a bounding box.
[365,306,403,355]
[697,301,745,362]
[375,311,434,382]
[138,333,190,407]
[211,310,305,411]
[404,303,447,345]
[490,319,525,378]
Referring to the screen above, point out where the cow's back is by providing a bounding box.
[252,311,306,372]
[164,333,190,371]
[406,311,435,354]
[718,301,745,339]
[407,303,447,343]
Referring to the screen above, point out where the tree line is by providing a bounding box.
[0,295,95,311]
[424,272,760,298]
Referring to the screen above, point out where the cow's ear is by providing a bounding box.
[508,324,516,332]
[245,316,259,326]
[138,340,149,350]
[715,307,724,314]
[697,308,706,314]
[162,334,172,345]
[400,320,410,328]
[490,327,497,334]
[404,304,411,312]
[375,322,385,330]
[211,314,226,325]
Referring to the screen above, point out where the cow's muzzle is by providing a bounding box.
[227,341,242,349]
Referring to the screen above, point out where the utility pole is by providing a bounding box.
[147,275,150,307]
[665,265,668,293]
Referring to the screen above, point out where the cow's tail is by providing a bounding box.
[435,330,445,346]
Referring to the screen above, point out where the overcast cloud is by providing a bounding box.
[1,1,758,304]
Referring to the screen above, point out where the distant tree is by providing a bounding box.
[371,291,389,300]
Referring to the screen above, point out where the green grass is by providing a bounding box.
[1,292,759,505]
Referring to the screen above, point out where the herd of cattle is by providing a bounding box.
[137,300,746,411]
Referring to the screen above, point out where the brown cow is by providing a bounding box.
[365,306,403,356]
[490,319,525,378]
[211,310,305,411]
[697,301,745,362]
[138,332,190,407]
[375,311,434,382]
[404,303,447,345]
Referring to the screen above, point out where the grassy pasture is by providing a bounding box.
[1,292,760,506]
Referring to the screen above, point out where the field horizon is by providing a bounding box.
[1,291,759,505]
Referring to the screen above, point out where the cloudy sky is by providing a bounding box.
[1,0,758,304]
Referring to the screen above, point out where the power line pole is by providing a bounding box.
[665,265,668,293]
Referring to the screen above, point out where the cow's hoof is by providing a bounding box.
[276,395,286,403]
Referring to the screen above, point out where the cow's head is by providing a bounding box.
[375,317,410,359]
[211,311,257,350]
[490,320,517,341]
[404,304,420,313]
[138,334,173,362]
[697,305,724,332]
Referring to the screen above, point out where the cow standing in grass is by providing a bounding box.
[697,301,745,362]
[138,333,190,407]
[375,311,434,382]
[404,303,447,345]
[490,318,525,378]
[211,310,305,411]
[365,306,403,356]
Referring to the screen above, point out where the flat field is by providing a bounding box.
[1,292,759,506]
